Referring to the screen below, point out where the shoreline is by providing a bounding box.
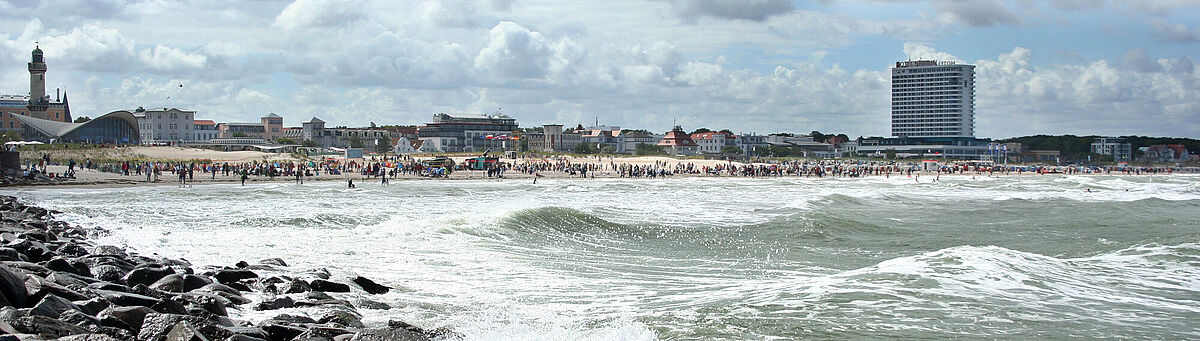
[0,195,454,340]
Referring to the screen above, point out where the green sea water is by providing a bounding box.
[11,174,1200,340]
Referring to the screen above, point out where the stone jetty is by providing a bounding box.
[0,195,453,340]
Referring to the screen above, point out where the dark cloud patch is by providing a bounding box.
[670,0,795,23]
[933,0,1018,27]
[1153,21,1200,43]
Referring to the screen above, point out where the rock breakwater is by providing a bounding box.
[0,195,453,341]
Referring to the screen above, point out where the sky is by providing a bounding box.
[0,0,1197,139]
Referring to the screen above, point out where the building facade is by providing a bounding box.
[891,60,975,138]
[15,110,139,144]
[300,117,393,148]
[658,126,698,155]
[1091,137,1132,162]
[193,120,217,142]
[217,113,285,141]
[1,46,72,139]
[417,113,518,152]
[133,107,196,144]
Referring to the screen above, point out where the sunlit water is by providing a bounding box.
[8,174,1200,339]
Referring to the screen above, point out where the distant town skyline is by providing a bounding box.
[0,0,1196,138]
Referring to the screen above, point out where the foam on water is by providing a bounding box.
[7,175,1200,339]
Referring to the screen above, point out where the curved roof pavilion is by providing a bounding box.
[14,110,140,144]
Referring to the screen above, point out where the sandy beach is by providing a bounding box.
[8,146,1179,188]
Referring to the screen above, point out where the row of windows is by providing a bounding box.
[892,113,965,119]
[897,81,969,88]
[892,118,965,124]
[892,96,962,102]
[892,77,964,84]
[893,90,966,97]
[895,66,967,73]
[892,123,966,128]
[892,72,967,79]
[149,113,193,121]
[141,123,194,130]
[892,105,966,110]
[893,101,963,107]
[893,109,969,114]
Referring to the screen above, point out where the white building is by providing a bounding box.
[691,132,734,154]
[132,107,197,144]
[1091,137,1132,162]
[891,60,975,138]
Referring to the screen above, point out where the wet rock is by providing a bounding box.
[270,314,317,325]
[25,274,88,302]
[387,320,460,340]
[258,258,287,267]
[122,264,174,287]
[151,298,189,315]
[73,298,110,316]
[136,313,232,341]
[234,261,249,269]
[350,277,389,295]
[309,268,330,280]
[55,334,124,341]
[293,326,354,341]
[91,265,125,283]
[0,248,23,262]
[28,294,81,318]
[0,265,29,307]
[89,246,126,258]
[177,293,228,316]
[354,299,391,310]
[211,269,256,285]
[346,328,427,341]
[318,310,363,328]
[85,281,129,292]
[91,289,161,307]
[284,279,311,294]
[8,239,52,262]
[149,274,212,293]
[52,272,101,290]
[10,315,91,338]
[309,280,350,293]
[2,261,50,277]
[255,296,294,311]
[216,325,267,340]
[225,335,268,341]
[58,309,99,327]
[45,257,90,277]
[98,305,154,331]
[260,322,306,341]
[164,321,208,341]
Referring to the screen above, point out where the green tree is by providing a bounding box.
[375,138,392,153]
[885,149,897,159]
[810,131,827,143]
[73,116,91,123]
[231,132,249,138]
[276,138,295,144]
[690,128,712,135]
[600,145,616,154]
[719,129,734,135]
[349,136,363,148]
[635,143,664,155]
[721,145,743,154]
[301,140,317,147]
[572,142,596,154]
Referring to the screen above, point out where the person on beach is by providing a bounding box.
[241,171,248,186]
[348,178,356,188]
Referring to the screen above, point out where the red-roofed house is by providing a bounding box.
[691,131,737,154]
[1143,144,1190,162]
[658,126,698,155]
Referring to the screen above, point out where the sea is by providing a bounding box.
[9,174,1200,340]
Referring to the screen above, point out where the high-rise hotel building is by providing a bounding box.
[891,60,975,138]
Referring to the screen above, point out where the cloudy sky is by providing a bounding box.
[0,0,1197,138]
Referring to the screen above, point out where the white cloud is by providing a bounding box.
[273,0,365,30]
[474,21,555,79]
[902,42,961,63]
[138,45,206,71]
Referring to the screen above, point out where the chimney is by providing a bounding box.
[56,88,59,102]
